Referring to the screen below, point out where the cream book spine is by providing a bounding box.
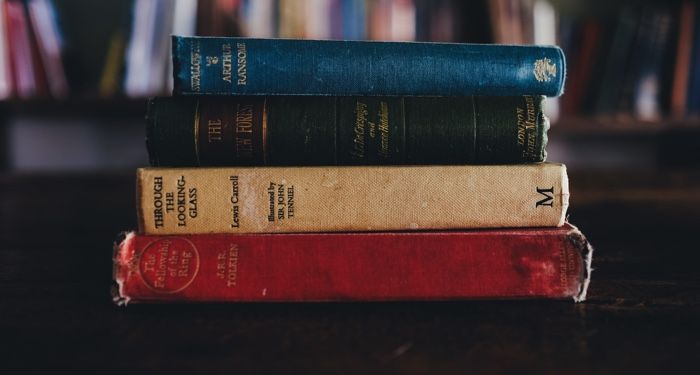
[137,164,569,234]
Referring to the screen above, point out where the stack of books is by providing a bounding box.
[112,36,592,304]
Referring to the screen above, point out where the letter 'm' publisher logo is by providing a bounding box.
[535,186,555,207]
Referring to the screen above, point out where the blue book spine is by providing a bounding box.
[172,36,566,96]
[687,11,700,114]
[342,0,366,40]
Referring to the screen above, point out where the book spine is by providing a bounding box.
[136,164,568,234]
[687,8,700,114]
[171,36,565,96]
[671,1,695,117]
[0,0,12,99]
[113,225,592,304]
[146,95,549,167]
[632,8,674,120]
[561,21,600,116]
[5,0,37,98]
[593,6,639,115]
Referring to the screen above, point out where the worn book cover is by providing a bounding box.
[172,36,566,96]
[146,95,550,166]
[113,224,592,304]
[136,163,569,234]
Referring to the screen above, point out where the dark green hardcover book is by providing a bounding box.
[146,96,549,166]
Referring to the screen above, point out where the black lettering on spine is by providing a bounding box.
[287,186,295,218]
[277,184,285,220]
[165,192,174,213]
[188,188,198,218]
[536,186,554,207]
[177,176,187,226]
[230,176,240,228]
[267,182,276,222]
[153,177,164,228]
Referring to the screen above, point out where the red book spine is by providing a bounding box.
[5,0,36,98]
[113,224,592,304]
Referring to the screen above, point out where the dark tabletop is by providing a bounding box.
[1,169,699,374]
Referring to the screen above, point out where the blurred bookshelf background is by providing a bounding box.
[0,0,698,171]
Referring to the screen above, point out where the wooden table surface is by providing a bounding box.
[1,170,699,373]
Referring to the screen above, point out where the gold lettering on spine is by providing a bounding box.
[559,246,568,290]
[237,43,247,85]
[207,119,222,142]
[516,108,525,146]
[378,102,390,158]
[235,103,254,159]
[139,238,200,294]
[351,101,368,158]
[190,41,201,92]
[516,96,538,159]
[154,240,170,288]
[525,96,537,157]
[226,243,239,287]
[222,43,232,83]
[216,243,239,287]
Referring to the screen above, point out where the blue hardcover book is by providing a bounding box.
[172,36,566,97]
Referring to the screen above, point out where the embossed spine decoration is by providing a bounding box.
[171,36,566,96]
[146,96,549,166]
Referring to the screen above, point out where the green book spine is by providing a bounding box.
[146,96,549,166]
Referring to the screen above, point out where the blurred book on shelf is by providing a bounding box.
[0,1,8,99]
[0,0,693,120]
[123,0,172,98]
[0,0,698,158]
[687,2,700,117]
[4,0,39,99]
[559,0,700,123]
[0,0,562,101]
[27,0,68,98]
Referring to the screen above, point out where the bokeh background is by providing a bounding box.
[1,0,698,172]
[2,2,700,372]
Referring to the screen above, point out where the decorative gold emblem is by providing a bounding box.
[206,56,219,66]
[533,58,557,82]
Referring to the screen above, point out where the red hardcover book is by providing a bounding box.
[113,224,592,305]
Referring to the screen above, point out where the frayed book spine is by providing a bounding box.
[113,225,591,304]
